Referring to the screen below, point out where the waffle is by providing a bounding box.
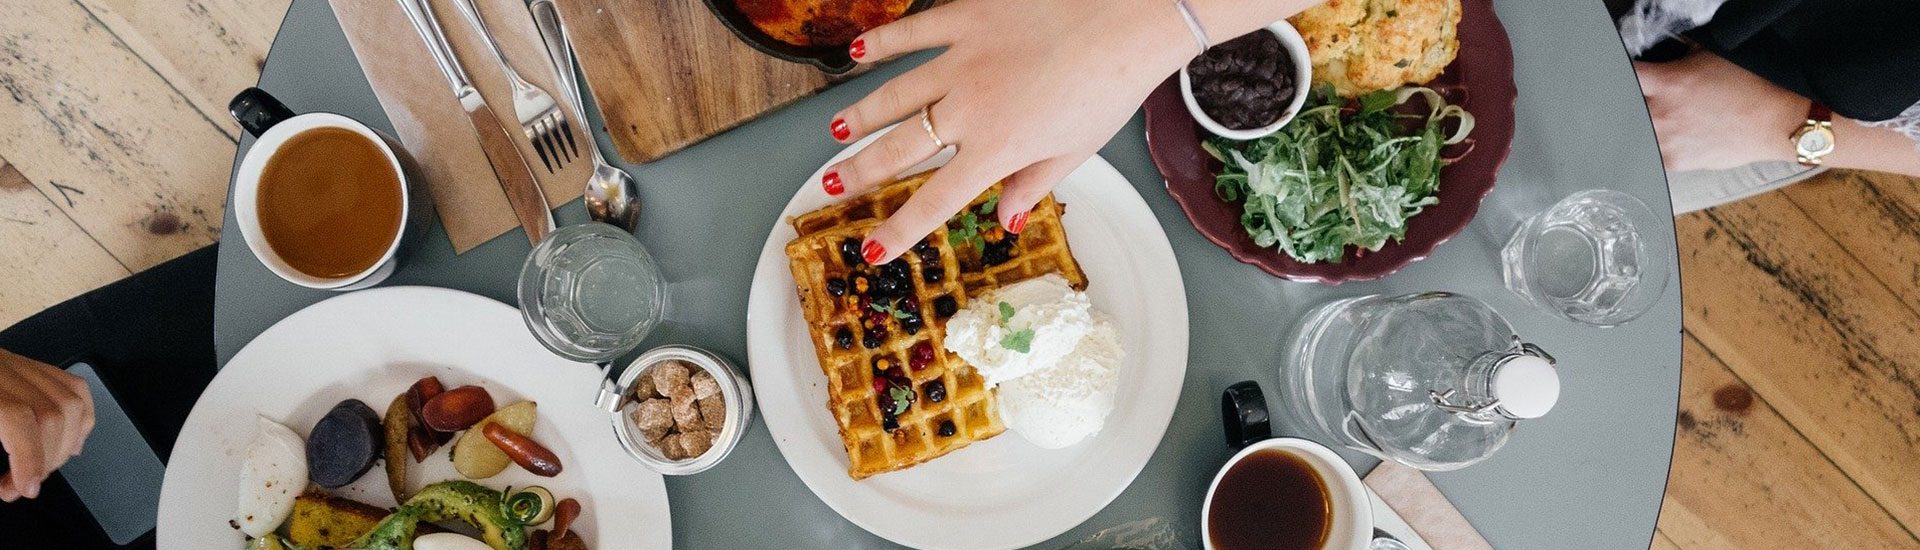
[786,219,1003,479]
[784,170,1088,478]
[792,170,1088,293]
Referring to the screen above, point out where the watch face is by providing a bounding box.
[1796,127,1835,157]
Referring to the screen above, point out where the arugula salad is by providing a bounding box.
[1203,86,1474,264]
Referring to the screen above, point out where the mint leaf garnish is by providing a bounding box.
[997,302,1015,324]
[980,194,1000,215]
[888,386,914,415]
[1000,329,1035,353]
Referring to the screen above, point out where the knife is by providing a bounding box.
[397,0,555,245]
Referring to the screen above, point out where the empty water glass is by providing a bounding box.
[1500,189,1669,327]
[517,222,665,364]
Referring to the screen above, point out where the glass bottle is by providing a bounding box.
[1280,292,1560,471]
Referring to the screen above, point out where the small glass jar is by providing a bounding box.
[599,345,754,475]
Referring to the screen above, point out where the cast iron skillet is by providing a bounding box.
[700,0,936,74]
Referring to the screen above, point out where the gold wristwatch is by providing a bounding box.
[1791,102,1835,166]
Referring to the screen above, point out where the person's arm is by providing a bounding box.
[1635,51,1920,177]
[1829,116,1920,176]
[823,0,1317,263]
[0,348,93,502]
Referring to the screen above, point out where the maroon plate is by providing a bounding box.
[1145,0,1516,284]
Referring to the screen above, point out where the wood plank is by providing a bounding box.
[1678,193,1920,533]
[1655,335,1917,549]
[1649,529,1680,550]
[0,159,131,328]
[1779,169,1920,313]
[0,0,232,271]
[74,0,289,139]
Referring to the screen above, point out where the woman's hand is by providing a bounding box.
[0,349,94,502]
[822,0,1201,263]
[1635,51,1808,172]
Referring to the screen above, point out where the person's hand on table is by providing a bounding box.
[1634,51,1808,172]
[824,0,1311,263]
[0,349,94,502]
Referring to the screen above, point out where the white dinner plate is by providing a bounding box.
[746,129,1190,549]
[157,287,670,549]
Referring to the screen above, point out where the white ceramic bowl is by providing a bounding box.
[1201,438,1372,550]
[1179,21,1314,141]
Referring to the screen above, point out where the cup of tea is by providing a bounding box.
[227,87,427,290]
[1205,381,1373,550]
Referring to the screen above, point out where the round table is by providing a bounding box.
[215,0,1681,548]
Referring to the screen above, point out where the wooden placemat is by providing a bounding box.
[331,0,591,253]
[553,0,838,164]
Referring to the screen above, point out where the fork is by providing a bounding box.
[449,0,578,173]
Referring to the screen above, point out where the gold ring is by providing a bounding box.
[919,106,947,149]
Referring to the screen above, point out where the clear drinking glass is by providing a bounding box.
[1501,189,1669,327]
[516,222,665,364]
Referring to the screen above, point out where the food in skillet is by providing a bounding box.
[784,171,1088,478]
[1204,87,1473,264]
[1289,0,1462,96]
[734,0,915,47]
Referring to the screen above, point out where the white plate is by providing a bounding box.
[157,287,670,549]
[746,130,1190,550]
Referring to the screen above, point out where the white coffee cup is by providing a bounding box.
[227,87,425,291]
[1202,437,1373,550]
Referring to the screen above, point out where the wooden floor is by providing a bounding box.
[3,2,1918,548]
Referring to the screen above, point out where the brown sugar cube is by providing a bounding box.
[649,361,692,396]
[690,369,721,400]
[633,398,674,440]
[633,371,658,399]
[658,433,688,460]
[676,430,713,457]
[698,397,726,431]
[670,389,706,432]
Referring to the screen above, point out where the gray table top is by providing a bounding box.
[215,0,1680,548]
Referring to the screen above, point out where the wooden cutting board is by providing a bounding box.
[554,0,843,164]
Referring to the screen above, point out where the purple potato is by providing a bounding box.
[306,399,383,488]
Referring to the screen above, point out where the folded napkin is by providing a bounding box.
[331,0,591,253]
[1365,461,1494,550]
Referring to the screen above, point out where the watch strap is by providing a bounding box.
[1808,102,1832,123]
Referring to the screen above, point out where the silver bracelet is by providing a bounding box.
[1172,0,1212,54]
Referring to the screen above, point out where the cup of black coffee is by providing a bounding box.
[1205,381,1372,550]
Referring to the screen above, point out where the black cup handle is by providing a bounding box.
[1221,380,1271,450]
[229,87,295,138]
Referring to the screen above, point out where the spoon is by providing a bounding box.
[531,0,642,232]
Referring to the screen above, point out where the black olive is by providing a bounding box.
[924,380,946,403]
[862,333,883,349]
[938,420,956,437]
[835,327,854,349]
[839,238,864,265]
[933,296,959,318]
[826,278,847,296]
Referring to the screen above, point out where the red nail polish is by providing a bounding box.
[849,38,866,60]
[831,118,851,141]
[861,240,885,264]
[1007,212,1029,234]
[823,171,844,195]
